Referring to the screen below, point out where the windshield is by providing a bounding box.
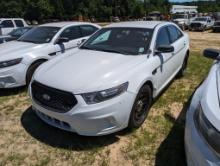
[8,27,31,37]
[194,17,207,22]
[80,28,153,55]
[173,14,186,19]
[18,26,60,44]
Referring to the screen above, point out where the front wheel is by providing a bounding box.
[26,61,44,86]
[128,84,153,129]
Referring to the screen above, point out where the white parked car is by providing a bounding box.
[30,21,190,136]
[189,17,214,31]
[185,49,220,166]
[0,18,28,35]
[0,22,101,88]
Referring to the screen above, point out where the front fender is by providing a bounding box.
[128,72,155,97]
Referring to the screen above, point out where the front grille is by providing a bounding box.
[190,23,202,28]
[214,22,220,26]
[31,81,77,113]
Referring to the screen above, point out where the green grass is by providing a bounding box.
[0,52,213,166]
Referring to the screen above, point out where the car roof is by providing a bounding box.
[105,21,165,29]
[0,18,24,20]
[40,22,96,28]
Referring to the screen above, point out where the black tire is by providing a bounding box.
[177,52,189,78]
[26,61,44,85]
[128,84,153,129]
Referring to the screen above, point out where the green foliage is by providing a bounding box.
[0,0,219,21]
[0,0,171,21]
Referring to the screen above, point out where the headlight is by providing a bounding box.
[194,104,220,154]
[81,82,129,104]
[0,58,22,68]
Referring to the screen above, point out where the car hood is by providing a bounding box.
[0,41,44,61]
[34,49,145,94]
[201,63,220,131]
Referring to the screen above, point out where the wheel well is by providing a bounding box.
[30,59,48,67]
[143,81,153,92]
[26,59,48,81]
[186,50,190,56]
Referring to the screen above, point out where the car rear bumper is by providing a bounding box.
[0,63,27,88]
[185,88,220,166]
[30,87,136,136]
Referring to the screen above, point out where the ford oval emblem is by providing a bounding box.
[42,94,51,101]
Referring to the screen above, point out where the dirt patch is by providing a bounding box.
[188,31,220,52]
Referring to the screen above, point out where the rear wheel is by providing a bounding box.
[26,61,45,86]
[177,52,189,78]
[128,84,152,129]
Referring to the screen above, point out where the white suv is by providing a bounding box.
[30,21,190,136]
[0,22,100,88]
[0,18,28,35]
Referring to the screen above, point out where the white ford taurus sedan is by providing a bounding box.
[30,21,190,136]
[185,49,220,166]
[0,22,100,88]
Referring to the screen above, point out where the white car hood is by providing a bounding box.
[0,41,43,61]
[201,63,220,131]
[34,49,144,94]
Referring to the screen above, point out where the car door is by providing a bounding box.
[0,20,15,35]
[167,25,186,73]
[154,26,174,91]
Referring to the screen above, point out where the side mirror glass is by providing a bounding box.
[156,45,174,53]
[56,37,69,44]
[203,48,220,60]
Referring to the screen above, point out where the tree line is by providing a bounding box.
[0,0,220,22]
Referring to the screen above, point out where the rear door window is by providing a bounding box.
[167,25,182,43]
[15,20,24,27]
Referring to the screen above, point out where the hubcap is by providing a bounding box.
[134,93,150,124]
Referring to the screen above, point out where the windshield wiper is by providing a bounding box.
[81,46,133,55]
[98,48,131,55]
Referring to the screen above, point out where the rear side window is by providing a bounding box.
[60,26,82,40]
[156,27,170,48]
[80,25,98,37]
[15,20,24,27]
[167,25,182,43]
[1,20,14,28]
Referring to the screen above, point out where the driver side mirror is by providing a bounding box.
[155,45,174,54]
[203,48,220,60]
[77,39,87,47]
[56,37,69,44]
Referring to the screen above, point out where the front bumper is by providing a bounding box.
[0,63,27,88]
[189,24,206,31]
[185,88,220,166]
[213,26,220,32]
[30,87,136,136]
